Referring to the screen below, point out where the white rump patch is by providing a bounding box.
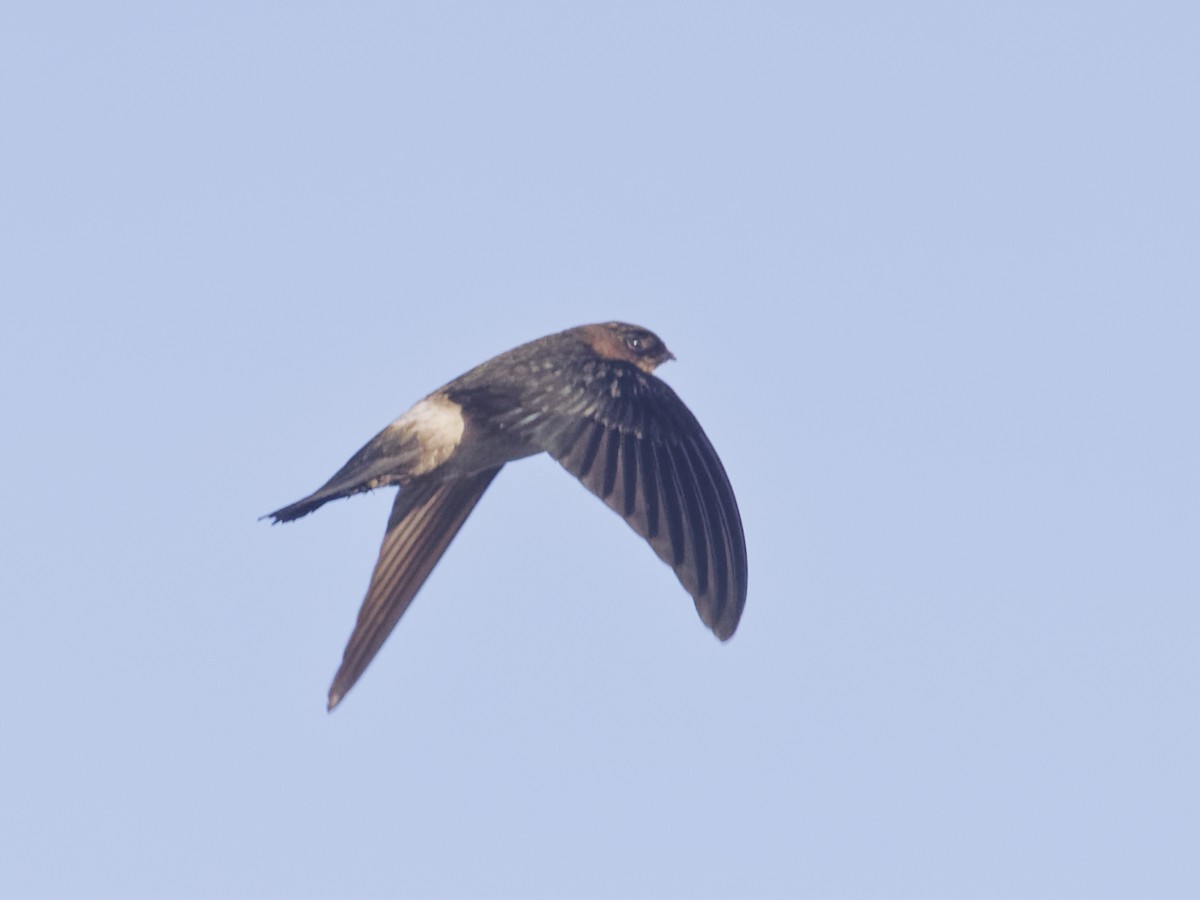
[392,394,465,475]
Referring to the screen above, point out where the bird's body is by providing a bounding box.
[268,322,747,710]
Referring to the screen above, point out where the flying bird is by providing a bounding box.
[267,322,747,710]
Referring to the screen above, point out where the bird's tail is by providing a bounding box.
[263,423,425,524]
[264,484,369,523]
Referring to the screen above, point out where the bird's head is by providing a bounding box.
[581,321,675,374]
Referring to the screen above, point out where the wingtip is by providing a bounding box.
[710,611,739,642]
[326,690,343,713]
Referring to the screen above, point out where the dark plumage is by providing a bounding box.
[267,322,747,710]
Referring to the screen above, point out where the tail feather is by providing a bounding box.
[266,482,372,523]
[265,424,424,523]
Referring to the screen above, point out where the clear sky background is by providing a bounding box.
[2,3,1197,898]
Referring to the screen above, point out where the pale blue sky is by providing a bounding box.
[2,3,1197,898]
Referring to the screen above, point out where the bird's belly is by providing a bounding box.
[443,425,540,476]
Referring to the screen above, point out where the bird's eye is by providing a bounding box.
[625,333,652,354]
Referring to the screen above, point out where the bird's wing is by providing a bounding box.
[471,364,747,639]
[327,465,502,710]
